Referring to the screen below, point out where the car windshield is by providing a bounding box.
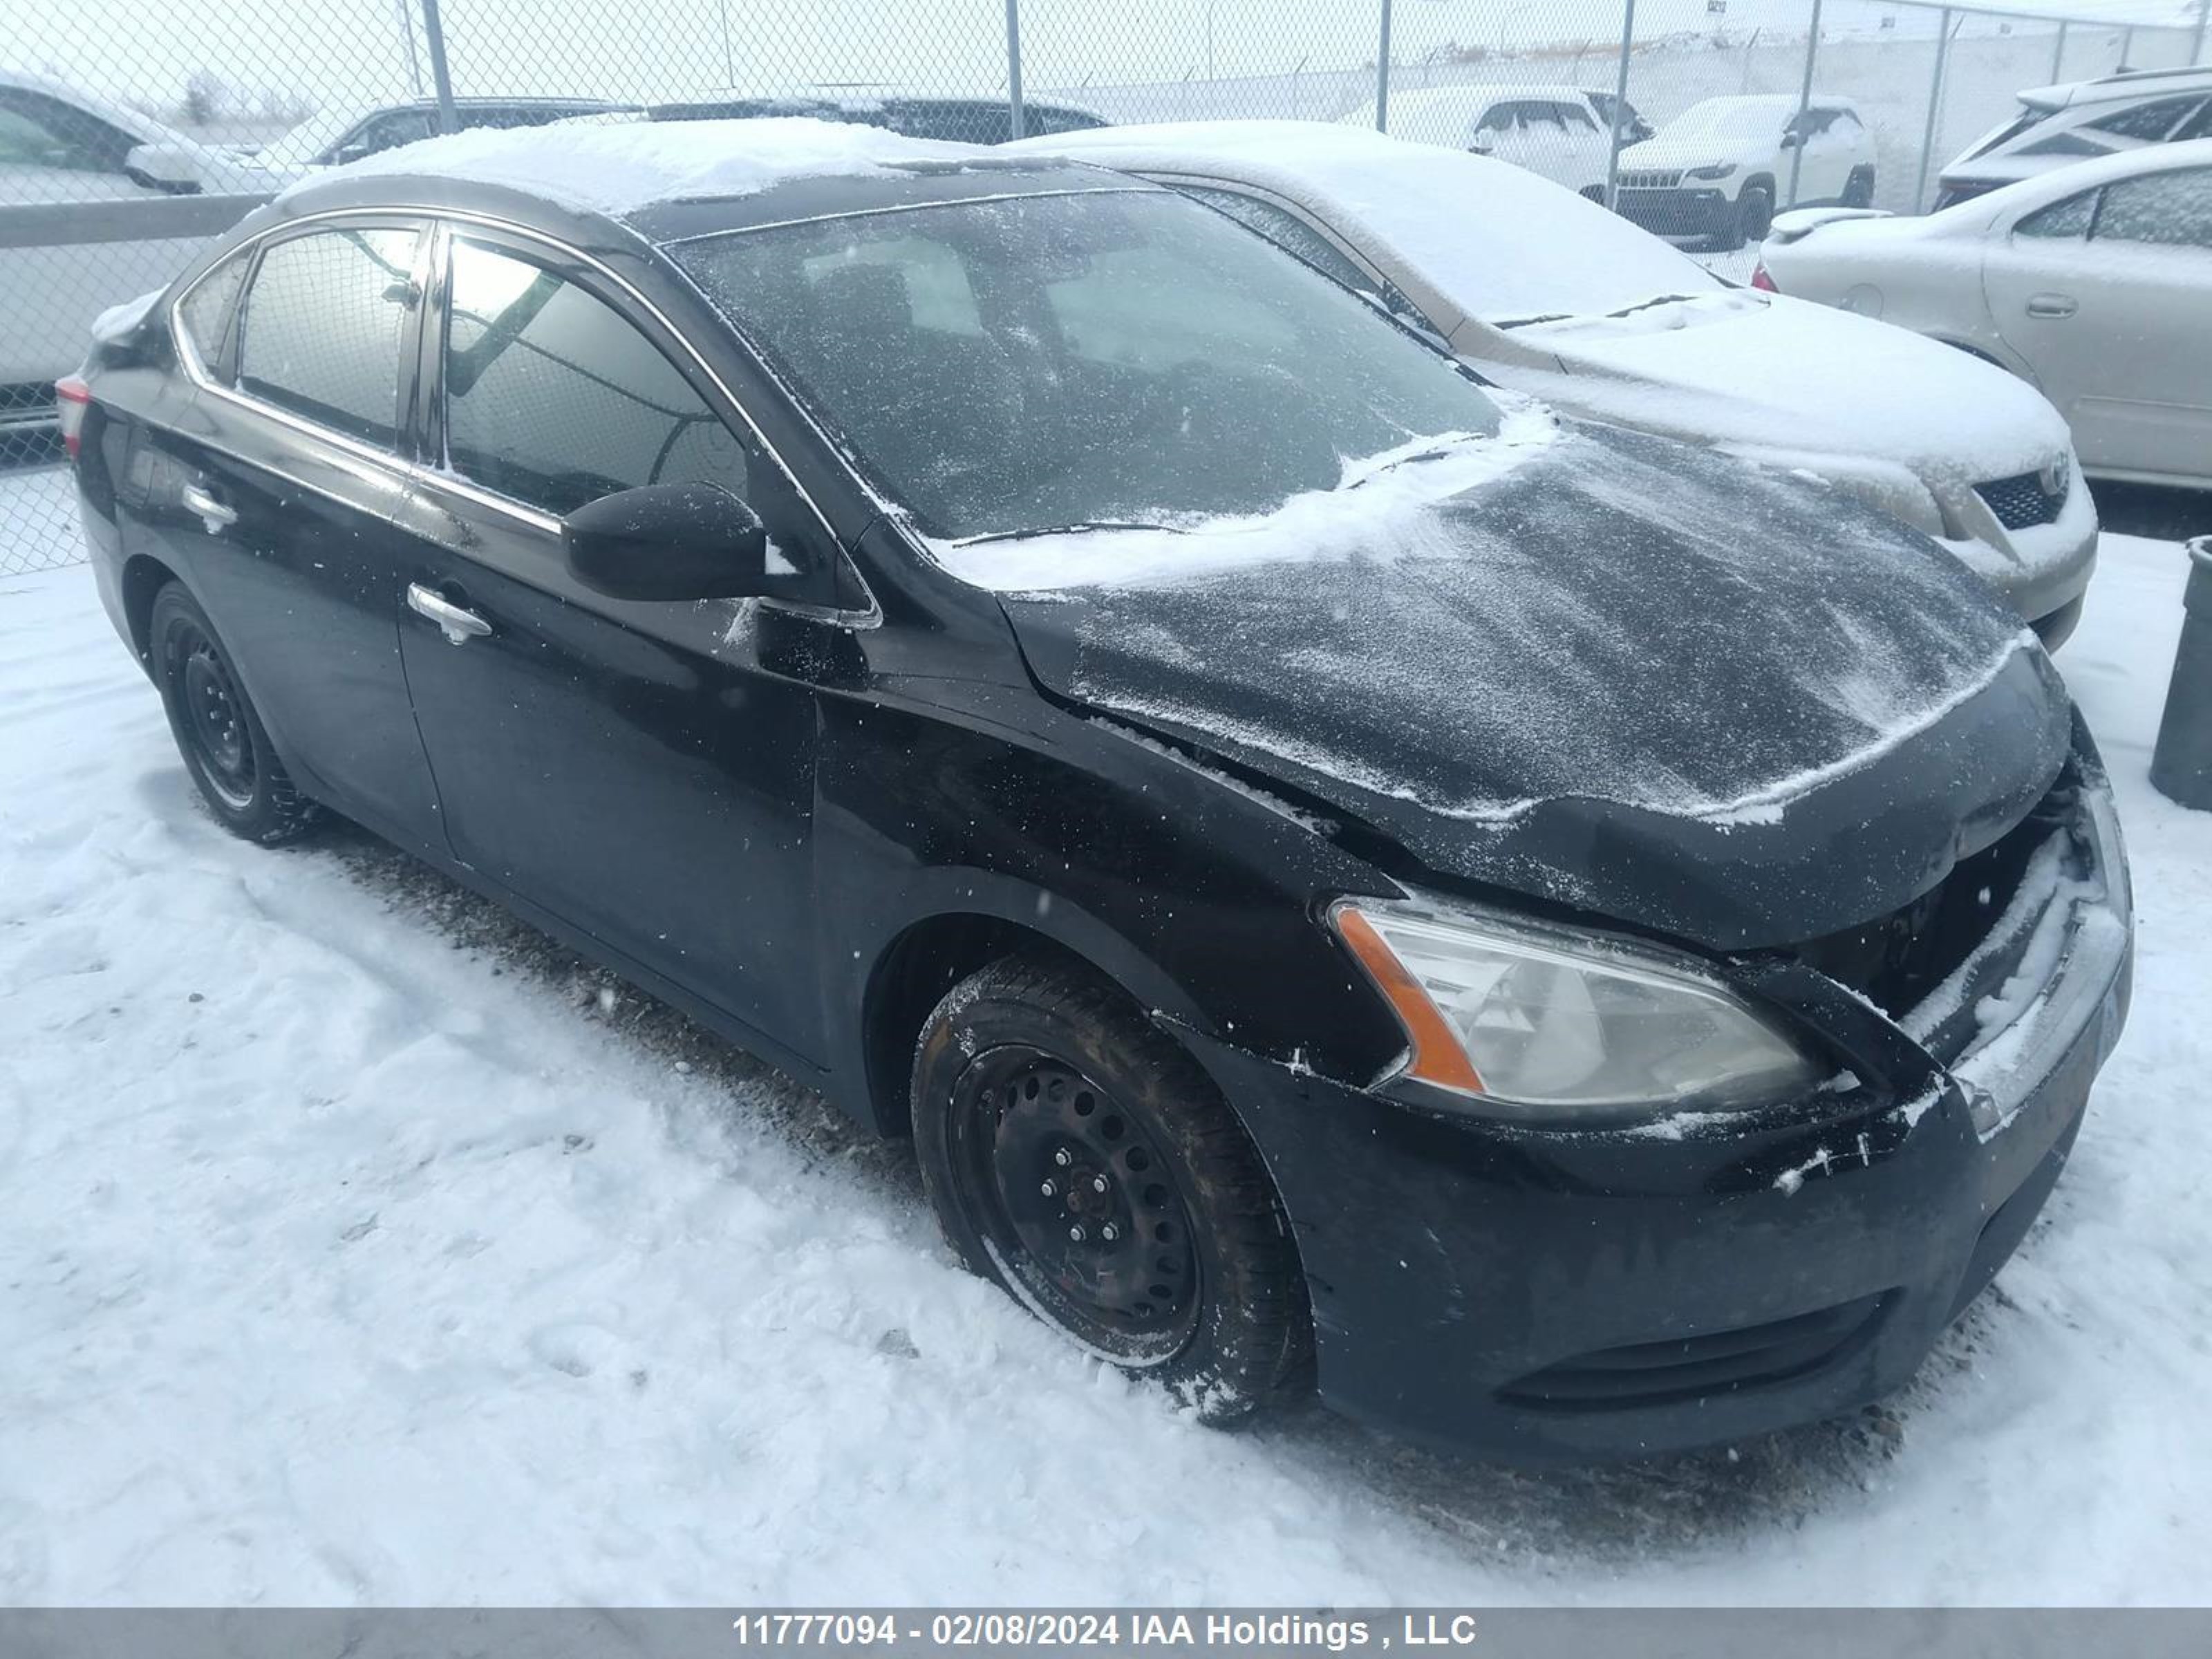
[254,104,400,165]
[1660,99,1792,146]
[671,186,1499,541]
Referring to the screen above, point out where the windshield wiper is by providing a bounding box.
[1492,312,1574,330]
[1604,292,1706,319]
[953,519,1187,547]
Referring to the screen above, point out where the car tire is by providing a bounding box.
[149,582,319,845]
[912,952,1311,1422]
[1843,165,1876,208]
[1716,184,1773,252]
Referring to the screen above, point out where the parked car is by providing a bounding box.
[232,97,635,183]
[1936,65,2212,209]
[1338,84,1615,196]
[1,68,263,433]
[649,92,1107,144]
[60,119,2131,1464]
[1009,121,2097,644]
[1615,93,1877,249]
[1759,139,2212,493]
[1584,87,1653,146]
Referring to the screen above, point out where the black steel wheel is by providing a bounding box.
[1843,165,1877,209]
[913,953,1311,1421]
[150,583,319,845]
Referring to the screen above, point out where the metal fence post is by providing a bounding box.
[1604,0,1638,212]
[2193,0,2209,66]
[2051,19,2068,82]
[1004,0,1026,140]
[419,0,458,133]
[1376,0,1394,131]
[395,0,424,98]
[1786,0,1825,209]
[2119,25,2134,70]
[1915,8,1953,213]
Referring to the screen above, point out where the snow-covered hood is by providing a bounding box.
[982,423,2070,950]
[1618,132,1772,173]
[1490,291,2070,484]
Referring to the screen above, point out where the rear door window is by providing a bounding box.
[236,225,422,446]
[441,236,747,518]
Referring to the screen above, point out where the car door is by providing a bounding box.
[1554,99,1615,193]
[137,218,440,845]
[1984,167,2212,480]
[388,225,836,1058]
[0,86,203,390]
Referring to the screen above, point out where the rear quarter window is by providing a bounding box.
[236,226,421,446]
[177,250,251,372]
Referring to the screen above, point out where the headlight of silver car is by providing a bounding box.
[1333,900,1819,1119]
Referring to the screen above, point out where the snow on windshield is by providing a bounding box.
[292,115,982,216]
[935,406,1559,590]
[1658,97,1797,145]
[1022,123,1725,326]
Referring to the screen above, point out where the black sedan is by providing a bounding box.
[59,121,2133,1463]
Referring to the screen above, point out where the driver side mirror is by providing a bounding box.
[1468,130,1497,155]
[123,142,205,195]
[1780,130,1803,150]
[563,482,816,603]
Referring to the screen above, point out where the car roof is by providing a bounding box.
[0,66,181,145]
[276,115,1138,241]
[2021,64,2212,111]
[1951,133,2212,213]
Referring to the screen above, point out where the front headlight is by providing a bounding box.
[1333,901,1819,1120]
[1685,162,1738,180]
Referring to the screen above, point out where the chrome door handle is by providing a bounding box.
[2025,293,2077,319]
[406,582,491,645]
[180,482,236,532]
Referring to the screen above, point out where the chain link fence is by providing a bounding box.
[4,0,2205,576]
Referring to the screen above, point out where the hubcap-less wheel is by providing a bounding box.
[174,626,255,809]
[949,1045,1201,1365]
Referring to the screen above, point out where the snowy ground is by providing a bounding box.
[1,525,2209,1605]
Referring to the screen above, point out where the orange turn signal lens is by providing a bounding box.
[1333,906,1486,1096]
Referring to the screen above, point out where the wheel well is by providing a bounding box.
[1743,174,1775,199]
[120,553,179,666]
[861,915,1102,1139]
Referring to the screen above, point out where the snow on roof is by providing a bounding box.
[1009,120,1723,329]
[292,115,991,219]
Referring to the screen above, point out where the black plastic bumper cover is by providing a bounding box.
[1179,725,2133,1464]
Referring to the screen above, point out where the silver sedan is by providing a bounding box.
[1009,120,2099,646]
[1759,138,2212,494]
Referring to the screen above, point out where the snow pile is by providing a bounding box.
[292,116,988,218]
[932,406,1559,592]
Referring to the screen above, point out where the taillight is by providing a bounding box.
[55,375,91,460]
[1750,262,1777,293]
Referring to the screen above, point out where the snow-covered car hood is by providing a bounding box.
[1618,133,1771,172]
[971,422,2070,950]
[1492,290,2070,482]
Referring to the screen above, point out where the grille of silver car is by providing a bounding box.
[1975,468,2069,532]
[1613,169,1685,190]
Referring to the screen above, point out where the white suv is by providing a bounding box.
[1614,95,1877,250]
[1937,66,2212,209]
[1338,84,1616,197]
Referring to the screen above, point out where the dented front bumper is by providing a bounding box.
[1179,719,2132,1463]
